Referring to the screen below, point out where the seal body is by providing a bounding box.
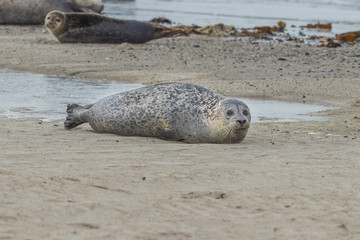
[45,11,185,44]
[0,0,103,25]
[64,82,251,144]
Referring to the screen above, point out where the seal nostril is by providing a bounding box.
[237,120,246,126]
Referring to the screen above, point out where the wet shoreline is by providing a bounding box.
[104,0,360,34]
[0,69,337,122]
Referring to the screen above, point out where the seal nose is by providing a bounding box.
[237,119,246,126]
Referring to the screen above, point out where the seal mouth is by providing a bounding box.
[230,120,250,132]
[232,127,248,133]
[230,126,248,133]
[46,22,53,29]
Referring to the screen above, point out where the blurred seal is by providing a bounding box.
[0,0,103,25]
[45,10,185,44]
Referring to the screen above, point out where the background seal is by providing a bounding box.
[0,0,103,25]
[45,10,186,44]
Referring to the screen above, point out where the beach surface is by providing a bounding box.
[0,25,360,239]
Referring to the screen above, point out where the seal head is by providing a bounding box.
[45,11,67,36]
[213,98,251,143]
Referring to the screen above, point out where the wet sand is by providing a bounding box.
[0,25,360,239]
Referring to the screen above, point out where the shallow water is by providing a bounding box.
[104,0,360,34]
[0,69,143,121]
[0,69,335,122]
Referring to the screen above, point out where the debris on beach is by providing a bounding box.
[170,19,360,48]
[301,23,332,31]
[320,39,341,48]
[274,21,287,32]
[154,20,286,38]
[163,19,360,48]
[240,21,287,39]
[167,23,238,37]
[336,31,360,43]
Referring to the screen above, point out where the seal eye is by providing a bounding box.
[226,110,234,116]
[47,17,50,20]
[55,18,61,23]
[242,109,248,116]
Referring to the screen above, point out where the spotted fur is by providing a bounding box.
[64,82,251,143]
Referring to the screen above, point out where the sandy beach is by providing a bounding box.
[0,25,360,239]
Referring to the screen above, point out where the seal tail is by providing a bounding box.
[151,23,189,39]
[64,104,91,130]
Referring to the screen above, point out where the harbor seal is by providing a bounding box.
[64,82,251,144]
[0,0,103,25]
[45,11,186,44]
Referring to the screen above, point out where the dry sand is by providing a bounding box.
[0,25,360,239]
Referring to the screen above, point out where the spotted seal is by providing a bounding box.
[45,11,185,44]
[64,82,251,144]
[0,0,103,25]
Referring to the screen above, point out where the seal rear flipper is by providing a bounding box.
[150,23,189,39]
[64,104,90,130]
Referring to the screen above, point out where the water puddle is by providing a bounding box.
[0,69,143,121]
[244,98,335,122]
[0,69,336,122]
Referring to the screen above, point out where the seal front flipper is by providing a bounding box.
[64,104,91,130]
[151,125,183,141]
